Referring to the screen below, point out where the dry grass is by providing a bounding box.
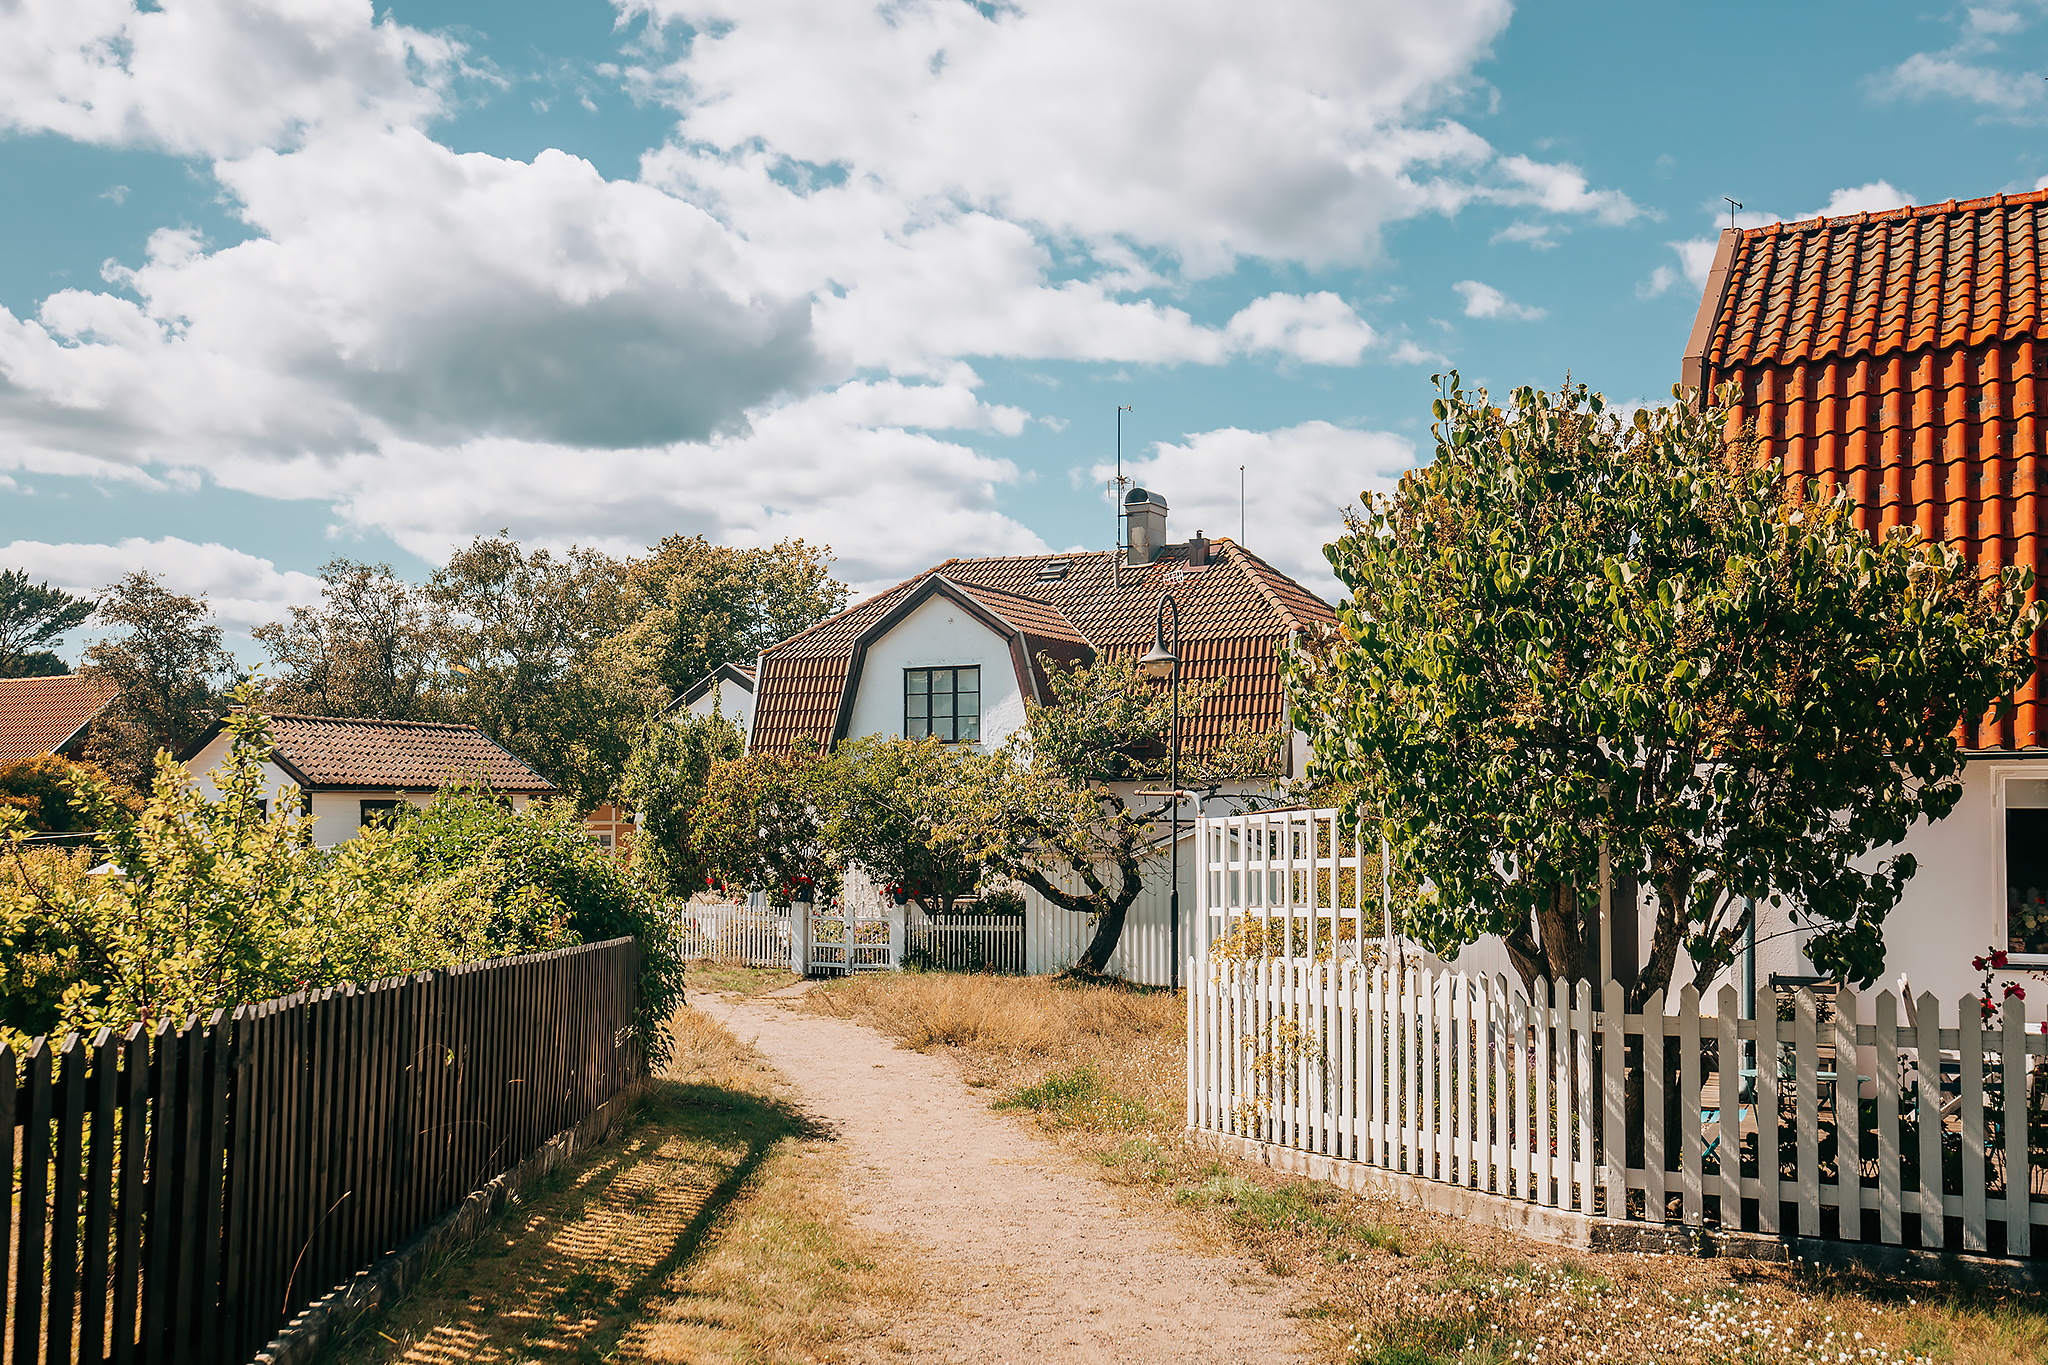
[318,1004,917,1365]
[811,970,2048,1365]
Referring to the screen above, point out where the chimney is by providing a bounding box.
[1187,530,1209,567]
[1125,486,1169,565]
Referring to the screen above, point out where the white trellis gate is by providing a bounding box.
[1188,808,2048,1258]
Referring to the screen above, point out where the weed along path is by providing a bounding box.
[697,990,1307,1364]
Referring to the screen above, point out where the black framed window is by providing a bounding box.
[905,666,980,743]
[360,799,403,831]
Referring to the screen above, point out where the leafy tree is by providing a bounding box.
[826,735,989,914]
[600,535,849,709]
[1287,376,2045,1007]
[253,559,447,720]
[942,654,1284,973]
[0,755,118,833]
[618,709,745,900]
[692,744,841,905]
[429,535,633,811]
[77,571,234,792]
[0,569,91,677]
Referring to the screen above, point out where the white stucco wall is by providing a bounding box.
[844,595,1028,749]
[684,677,755,739]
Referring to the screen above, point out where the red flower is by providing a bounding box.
[1994,950,2012,969]
[2007,983,2028,1001]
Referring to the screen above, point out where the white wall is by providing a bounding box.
[684,677,755,739]
[1021,830,1194,986]
[844,594,1028,749]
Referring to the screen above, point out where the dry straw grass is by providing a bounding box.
[318,1003,918,1365]
[812,970,2048,1365]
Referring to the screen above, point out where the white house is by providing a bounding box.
[745,490,1338,981]
[180,713,556,847]
[669,661,756,742]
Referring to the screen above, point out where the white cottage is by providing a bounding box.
[180,713,556,847]
[745,491,1338,981]
[668,661,756,742]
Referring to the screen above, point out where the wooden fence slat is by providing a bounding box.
[0,1043,14,1365]
[1960,993,1989,1251]
[1678,986,1703,1226]
[50,1033,86,1365]
[1876,993,1903,1247]
[1916,991,1945,1248]
[1833,986,1862,1243]
[1794,990,1820,1236]
[1715,986,1741,1230]
[199,1011,230,1365]
[83,1029,117,1365]
[111,1023,145,1365]
[16,1039,53,1365]
[1573,981,1594,1214]
[1643,991,1667,1223]
[1756,1003,1781,1235]
[2004,998,2030,1256]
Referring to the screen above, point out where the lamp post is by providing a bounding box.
[1138,591,1182,990]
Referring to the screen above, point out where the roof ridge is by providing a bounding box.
[267,712,478,731]
[1754,186,2048,238]
[762,570,929,655]
[1214,538,1317,631]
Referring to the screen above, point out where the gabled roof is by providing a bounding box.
[750,538,1335,757]
[1683,189,2048,749]
[670,660,758,713]
[0,675,118,763]
[183,714,556,794]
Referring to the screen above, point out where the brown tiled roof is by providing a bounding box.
[238,714,556,793]
[0,675,117,763]
[1684,190,2048,748]
[750,538,1335,758]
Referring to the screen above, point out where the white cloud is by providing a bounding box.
[1800,180,1915,220]
[0,0,460,158]
[0,0,1649,594]
[1092,421,1420,597]
[1224,293,1377,366]
[1491,220,1558,249]
[1452,279,1544,321]
[0,537,324,633]
[1636,265,1679,300]
[1868,5,2044,118]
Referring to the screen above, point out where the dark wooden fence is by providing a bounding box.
[3,936,642,1365]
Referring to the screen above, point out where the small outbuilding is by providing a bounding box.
[180,713,556,847]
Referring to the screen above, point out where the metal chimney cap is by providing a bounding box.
[1124,486,1168,509]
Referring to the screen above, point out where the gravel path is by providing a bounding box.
[696,991,1308,1365]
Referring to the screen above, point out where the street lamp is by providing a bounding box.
[1139,592,1182,990]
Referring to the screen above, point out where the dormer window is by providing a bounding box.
[906,667,980,743]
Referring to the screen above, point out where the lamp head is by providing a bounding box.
[1138,638,1176,680]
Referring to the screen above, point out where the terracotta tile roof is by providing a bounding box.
[0,675,117,763]
[252,714,556,793]
[1685,190,2048,748]
[749,538,1335,758]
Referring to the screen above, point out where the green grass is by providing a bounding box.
[1351,1308,1511,1365]
[995,1063,1152,1130]
[1172,1169,1405,1255]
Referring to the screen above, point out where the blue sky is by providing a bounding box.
[3,0,2046,657]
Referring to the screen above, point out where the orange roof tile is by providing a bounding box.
[0,675,117,763]
[1686,190,2048,749]
[749,539,1334,758]
[192,714,557,793]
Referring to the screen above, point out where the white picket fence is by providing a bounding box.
[675,896,792,968]
[906,906,1026,973]
[1188,808,2048,1256]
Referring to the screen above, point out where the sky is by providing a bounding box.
[4,0,2048,661]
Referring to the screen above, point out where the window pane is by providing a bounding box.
[906,693,928,719]
[2010,808,2048,953]
[907,669,927,693]
[936,712,956,742]
[959,712,980,743]
[934,670,954,697]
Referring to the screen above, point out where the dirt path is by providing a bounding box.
[696,991,1308,1365]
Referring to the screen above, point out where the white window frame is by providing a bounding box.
[1989,762,2048,967]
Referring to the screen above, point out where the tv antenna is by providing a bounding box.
[1238,464,1245,545]
[1111,405,1132,586]
[1725,196,1743,232]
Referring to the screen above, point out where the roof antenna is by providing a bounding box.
[1112,404,1132,587]
[1725,196,1743,232]
[1238,464,1245,546]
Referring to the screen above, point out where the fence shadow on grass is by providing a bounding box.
[318,1075,829,1364]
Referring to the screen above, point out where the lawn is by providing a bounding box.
[805,970,2048,1365]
